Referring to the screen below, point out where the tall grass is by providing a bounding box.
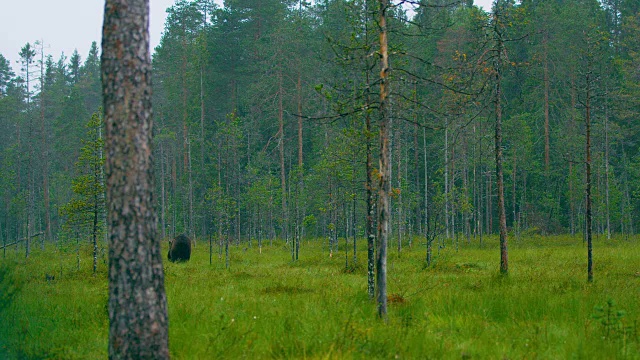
[1,235,638,359]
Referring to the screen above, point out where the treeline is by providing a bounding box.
[0,41,101,254]
[1,0,639,254]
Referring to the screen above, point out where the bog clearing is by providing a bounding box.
[0,235,639,359]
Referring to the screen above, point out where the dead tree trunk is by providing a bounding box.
[376,0,390,319]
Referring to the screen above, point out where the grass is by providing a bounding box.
[0,235,639,359]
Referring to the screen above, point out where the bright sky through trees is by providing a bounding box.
[0,0,222,66]
[0,0,493,66]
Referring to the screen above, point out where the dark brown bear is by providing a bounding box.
[168,234,191,262]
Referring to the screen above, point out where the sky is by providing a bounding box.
[0,0,493,74]
[0,0,223,70]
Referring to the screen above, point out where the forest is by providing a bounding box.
[1,0,639,358]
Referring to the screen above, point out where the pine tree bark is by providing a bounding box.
[101,0,169,357]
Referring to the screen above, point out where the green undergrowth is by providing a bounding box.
[0,235,639,359]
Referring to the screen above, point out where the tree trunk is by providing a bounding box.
[464,140,471,243]
[22,46,34,259]
[296,73,303,260]
[413,121,420,238]
[366,79,375,300]
[569,161,575,235]
[188,140,194,239]
[172,153,177,237]
[101,0,169,357]
[93,150,100,275]
[278,69,288,243]
[622,146,633,236]
[423,128,432,266]
[543,31,550,175]
[39,42,52,245]
[477,121,483,245]
[493,5,509,275]
[200,57,207,239]
[585,71,593,283]
[16,125,21,248]
[363,0,376,300]
[352,181,357,264]
[512,146,517,233]
[396,123,402,253]
[376,0,390,319]
[444,118,450,239]
[604,86,610,240]
[570,75,577,236]
[160,143,166,240]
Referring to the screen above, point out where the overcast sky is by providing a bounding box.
[1,0,493,73]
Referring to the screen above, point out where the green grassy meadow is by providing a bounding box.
[0,235,639,359]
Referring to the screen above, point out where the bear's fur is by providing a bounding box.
[168,234,191,262]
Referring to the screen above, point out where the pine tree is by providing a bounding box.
[60,112,105,275]
[102,0,169,356]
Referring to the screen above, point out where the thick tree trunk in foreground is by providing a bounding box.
[376,0,390,319]
[101,0,169,358]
